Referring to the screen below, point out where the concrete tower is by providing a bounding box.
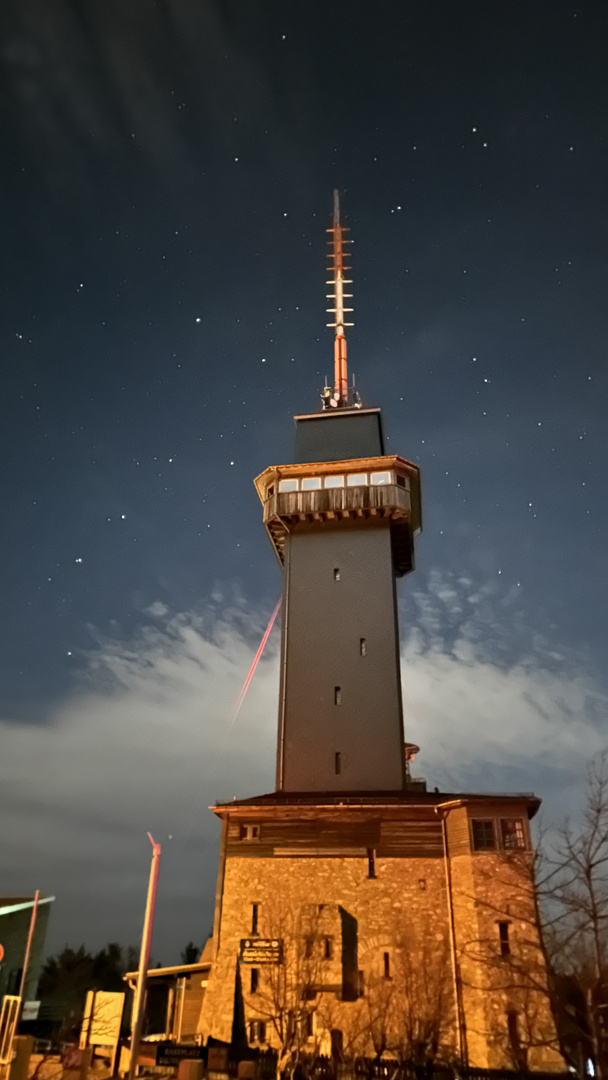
[254,191,421,793]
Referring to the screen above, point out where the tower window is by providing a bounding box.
[471,819,496,851]
[334,568,340,581]
[278,478,299,493]
[324,475,344,489]
[251,903,259,935]
[358,970,365,996]
[359,638,367,656]
[367,848,376,879]
[396,474,407,488]
[334,752,342,775]
[301,476,322,491]
[334,686,341,705]
[498,922,511,957]
[240,824,260,841]
[267,484,274,497]
[501,818,526,850]
[250,968,259,993]
[304,937,314,958]
[370,470,392,486]
[324,937,333,960]
[507,1011,523,1064]
[346,472,368,486]
[383,952,391,979]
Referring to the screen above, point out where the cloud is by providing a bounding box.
[0,574,605,960]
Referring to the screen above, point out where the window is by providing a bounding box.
[267,484,274,497]
[251,903,259,935]
[334,686,341,705]
[304,1013,314,1039]
[250,968,259,993]
[501,818,526,850]
[370,470,391,485]
[396,474,407,488]
[240,824,260,841]
[346,472,368,486]
[301,476,321,491]
[249,1019,266,1043]
[471,819,496,851]
[334,752,342,775]
[358,970,365,996]
[324,475,344,488]
[418,878,427,891]
[324,937,333,960]
[304,937,314,958]
[383,952,391,979]
[334,568,340,581]
[507,1011,523,1064]
[278,478,298,493]
[367,848,376,879]
[498,922,510,957]
[360,638,367,656]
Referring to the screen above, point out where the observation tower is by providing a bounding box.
[254,191,422,792]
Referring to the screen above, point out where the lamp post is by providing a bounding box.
[127,834,162,1080]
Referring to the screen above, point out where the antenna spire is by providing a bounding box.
[325,189,355,409]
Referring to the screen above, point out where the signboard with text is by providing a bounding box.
[156,1042,206,1065]
[239,938,283,964]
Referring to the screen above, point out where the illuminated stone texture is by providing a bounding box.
[198,794,565,1071]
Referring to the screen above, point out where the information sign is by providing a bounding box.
[239,938,283,964]
[156,1042,206,1065]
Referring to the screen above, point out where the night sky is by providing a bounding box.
[1,1,607,963]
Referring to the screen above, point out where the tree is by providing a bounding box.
[538,752,608,1078]
[241,897,333,1077]
[180,942,202,965]
[38,943,138,1036]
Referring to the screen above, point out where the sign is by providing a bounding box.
[22,1001,40,1022]
[240,938,282,964]
[80,990,124,1049]
[156,1042,206,1065]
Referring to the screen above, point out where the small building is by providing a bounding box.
[124,942,212,1043]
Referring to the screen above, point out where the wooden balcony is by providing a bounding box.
[263,482,416,576]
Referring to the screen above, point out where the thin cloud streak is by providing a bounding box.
[0,575,604,957]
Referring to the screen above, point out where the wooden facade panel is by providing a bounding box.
[444,807,471,856]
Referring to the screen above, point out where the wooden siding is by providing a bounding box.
[226,811,443,859]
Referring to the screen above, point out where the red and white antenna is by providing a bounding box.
[325,189,354,408]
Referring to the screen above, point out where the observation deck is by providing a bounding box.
[254,454,421,577]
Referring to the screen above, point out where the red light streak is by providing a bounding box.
[230,598,281,727]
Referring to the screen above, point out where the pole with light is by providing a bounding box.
[127,834,162,1080]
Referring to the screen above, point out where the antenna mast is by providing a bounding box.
[326,189,354,408]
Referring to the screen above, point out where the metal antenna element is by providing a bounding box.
[326,189,354,407]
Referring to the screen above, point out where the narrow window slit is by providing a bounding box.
[334,568,340,581]
[334,686,341,705]
[335,752,341,775]
[360,638,367,656]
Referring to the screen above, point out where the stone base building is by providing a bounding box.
[198,790,564,1072]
